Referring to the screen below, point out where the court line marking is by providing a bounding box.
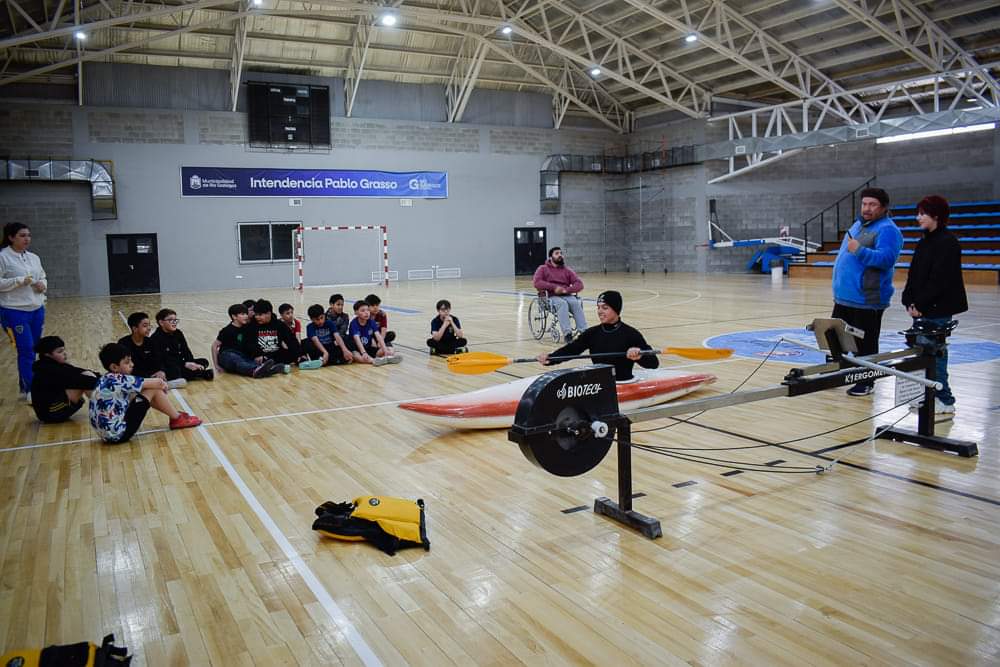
[2,392,456,453]
[172,391,383,667]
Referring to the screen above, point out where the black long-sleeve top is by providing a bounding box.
[30,357,99,408]
[900,227,968,318]
[117,334,163,378]
[545,319,658,381]
[150,328,196,376]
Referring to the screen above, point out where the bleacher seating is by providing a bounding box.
[790,199,1000,285]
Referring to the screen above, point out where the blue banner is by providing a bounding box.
[181,167,448,198]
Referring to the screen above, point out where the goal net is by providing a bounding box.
[294,225,392,289]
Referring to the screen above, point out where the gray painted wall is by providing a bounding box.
[0,100,618,296]
[2,62,997,294]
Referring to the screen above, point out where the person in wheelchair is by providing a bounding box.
[536,290,658,382]
[532,246,587,343]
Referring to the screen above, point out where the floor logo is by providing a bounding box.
[705,327,1000,366]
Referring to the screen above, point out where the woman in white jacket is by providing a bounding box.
[1,223,48,399]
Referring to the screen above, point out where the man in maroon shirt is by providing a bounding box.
[532,247,587,342]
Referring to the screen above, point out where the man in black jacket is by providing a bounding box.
[901,195,968,413]
[536,290,658,381]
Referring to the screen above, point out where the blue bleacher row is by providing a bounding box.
[892,199,1000,211]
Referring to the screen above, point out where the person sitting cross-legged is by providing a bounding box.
[303,304,353,366]
[349,300,401,366]
[150,308,213,382]
[427,299,468,355]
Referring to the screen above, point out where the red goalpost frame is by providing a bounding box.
[295,225,389,290]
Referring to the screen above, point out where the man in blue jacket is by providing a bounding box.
[831,187,903,396]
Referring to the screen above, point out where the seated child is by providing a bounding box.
[303,305,353,366]
[242,299,257,320]
[248,299,303,369]
[89,343,201,443]
[326,294,351,347]
[278,303,302,338]
[365,294,396,344]
[349,300,401,366]
[150,308,214,381]
[427,299,468,355]
[211,303,284,378]
[118,312,171,383]
[30,335,100,423]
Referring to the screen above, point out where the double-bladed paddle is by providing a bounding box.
[445,348,733,375]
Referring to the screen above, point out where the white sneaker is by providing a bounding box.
[372,356,390,366]
[387,354,402,364]
[935,399,955,414]
[166,378,188,389]
[909,399,955,414]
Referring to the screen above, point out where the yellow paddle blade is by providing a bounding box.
[445,351,514,375]
[663,347,733,360]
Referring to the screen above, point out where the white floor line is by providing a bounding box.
[171,390,383,667]
[203,393,453,427]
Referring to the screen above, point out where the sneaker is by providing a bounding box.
[384,331,396,344]
[281,364,292,374]
[387,354,402,364]
[265,363,287,377]
[299,359,323,370]
[909,399,955,414]
[372,356,391,366]
[169,412,202,430]
[166,378,188,390]
[202,369,214,381]
[564,332,575,343]
[252,359,277,378]
[846,382,874,396]
[935,399,955,414]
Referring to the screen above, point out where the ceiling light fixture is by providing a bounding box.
[590,67,601,77]
[501,25,513,35]
[380,13,397,26]
[685,33,697,43]
[74,30,86,40]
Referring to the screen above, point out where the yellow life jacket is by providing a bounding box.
[0,634,130,666]
[312,496,430,555]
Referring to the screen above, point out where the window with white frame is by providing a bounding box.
[237,222,301,263]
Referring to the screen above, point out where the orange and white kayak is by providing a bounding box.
[398,367,716,429]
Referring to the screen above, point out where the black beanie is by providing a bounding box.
[35,335,65,357]
[597,290,623,314]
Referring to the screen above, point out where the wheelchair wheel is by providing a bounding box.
[527,298,548,340]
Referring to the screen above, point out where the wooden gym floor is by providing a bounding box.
[1,273,998,666]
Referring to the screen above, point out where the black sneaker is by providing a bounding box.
[564,332,575,343]
[846,382,874,396]
[252,358,276,378]
[202,368,215,381]
[385,331,396,344]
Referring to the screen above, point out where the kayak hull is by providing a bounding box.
[398,367,717,429]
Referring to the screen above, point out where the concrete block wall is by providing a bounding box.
[0,107,74,155]
[332,118,481,153]
[197,112,247,145]
[87,110,185,144]
[0,183,89,296]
